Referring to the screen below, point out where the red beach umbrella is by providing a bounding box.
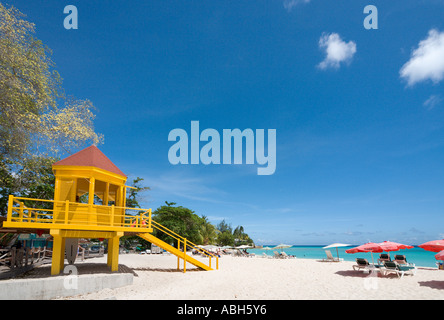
[419,240,444,253]
[435,250,444,261]
[378,241,414,252]
[345,242,383,264]
[345,242,383,254]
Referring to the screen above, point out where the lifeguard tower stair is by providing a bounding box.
[137,233,213,271]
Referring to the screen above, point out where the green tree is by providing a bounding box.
[217,219,232,234]
[215,221,254,247]
[217,230,235,247]
[153,202,204,246]
[126,177,150,209]
[198,215,217,245]
[0,155,56,215]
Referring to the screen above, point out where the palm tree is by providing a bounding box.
[199,216,217,245]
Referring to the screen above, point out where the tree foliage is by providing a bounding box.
[0,3,103,163]
[216,220,254,247]
[126,177,150,209]
[0,155,56,215]
[0,4,103,214]
[152,202,204,246]
[120,177,150,249]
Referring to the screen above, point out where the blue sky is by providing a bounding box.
[10,0,444,245]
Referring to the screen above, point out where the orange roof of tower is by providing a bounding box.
[53,145,126,177]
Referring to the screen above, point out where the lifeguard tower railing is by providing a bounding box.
[5,195,154,233]
[4,195,218,271]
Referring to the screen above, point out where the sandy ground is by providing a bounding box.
[38,253,444,300]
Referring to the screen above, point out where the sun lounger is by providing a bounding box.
[273,251,286,259]
[381,261,417,278]
[353,258,371,271]
[377,253,391,264]
[321,250,343,262]
[281,251,295,259]
[393,255,408,265]
[353,258,383,273]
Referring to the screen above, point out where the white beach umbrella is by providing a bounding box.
[322,243,352,260]
[203,245,219,249]
[236,245,253,249]
[273,244,292,252]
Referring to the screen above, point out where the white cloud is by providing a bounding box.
[283,0,311,12]
[400,29,444,86]
[423,94,442,110]
[317,33,357,70]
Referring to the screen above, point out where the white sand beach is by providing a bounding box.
[46,254,444,300]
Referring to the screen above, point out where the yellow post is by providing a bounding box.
[216,256,219,270]
[65,200,69,225]
[108,232,123,272]
[110,205,115,227]
[88,177,95,225]
[53,177,60,223]
[104,182,109,206]
[107,237,113,267]
[50,230,65,275]
[88,177,95,206]
[177,240,180,271]
[19,202,24,222]
[7,195,13,223]
[183,238,187,273]
[148,209,152,229]
[122,187,127,208]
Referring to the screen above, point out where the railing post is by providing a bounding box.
[7,195,13,223]
[183,239,187,273]
[148,209,152,229]
[111,205,115,227]
[177,240,180,271]
[65,200,69,225]
[19,202,24,222]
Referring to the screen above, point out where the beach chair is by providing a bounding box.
[321,250,342,262]
[353,258,370,271]
[273,251,282,259]
[393,255,408,265]
[377,253,391,264]
[381,261,417,278]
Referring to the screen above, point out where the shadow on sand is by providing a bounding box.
[132,267,203,273]
[418,281,444,290]
[16,263,138,279]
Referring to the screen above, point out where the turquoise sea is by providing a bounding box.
[249,246,441,268]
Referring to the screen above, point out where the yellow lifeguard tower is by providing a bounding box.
[3,146,217,275]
